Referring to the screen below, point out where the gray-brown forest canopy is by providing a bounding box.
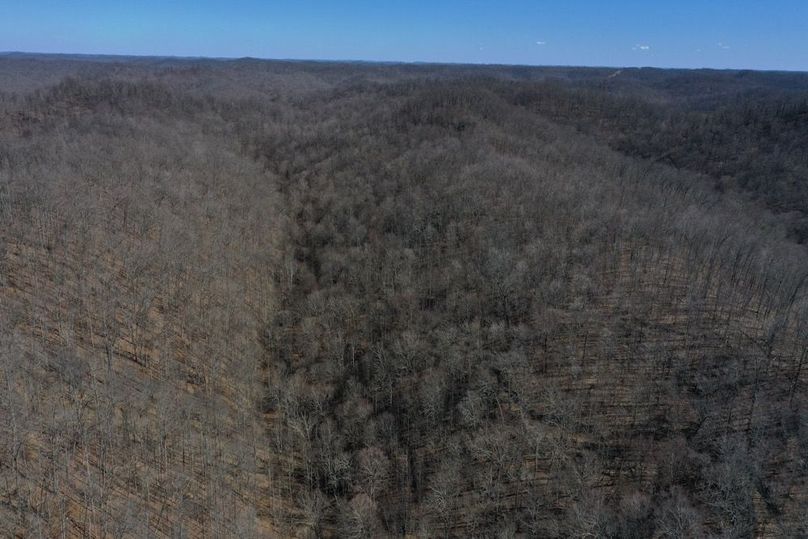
[1,55,807,537]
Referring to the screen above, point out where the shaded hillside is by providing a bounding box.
[247,78,808,537]
[1,56,807,537]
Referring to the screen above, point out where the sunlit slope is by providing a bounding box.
[0,85,282,537]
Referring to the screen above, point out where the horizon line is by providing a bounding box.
[2,50,807,75]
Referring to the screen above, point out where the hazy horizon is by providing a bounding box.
[3,50,807,75]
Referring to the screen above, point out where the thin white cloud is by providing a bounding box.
[633,44,651,51]
[718,42,731,50]
[536,41,547,46]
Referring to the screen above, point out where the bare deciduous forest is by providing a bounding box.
[1,54,807,537]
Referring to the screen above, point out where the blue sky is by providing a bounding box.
[1,1,806,70]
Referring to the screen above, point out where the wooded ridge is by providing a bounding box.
[1,56,807,537]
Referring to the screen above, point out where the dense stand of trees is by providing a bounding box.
[250,79,808,537]
[0,74,282,536]
[501,77,808,242]
[0,56,807,537]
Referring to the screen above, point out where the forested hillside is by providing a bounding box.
[1,56,807,537]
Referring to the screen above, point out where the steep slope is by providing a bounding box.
[0,83,283,536]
